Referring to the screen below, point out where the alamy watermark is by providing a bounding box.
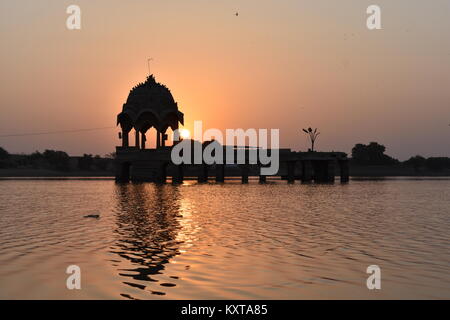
[66,5,81,30]
[171,121,280,175]
[65,5,381,31]
[367,5,382,30]
[366,265,381,290]
[66,265,81,290]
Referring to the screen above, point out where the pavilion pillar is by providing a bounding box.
[287,161,296,183]
[259,174,267,183]
[313,160,327,183]
[301,160,313,183]
[122,130,129,147]
[216,163,225,182]
[141,132,146,150]
[215,164,225,182]
[327,160,336,183]
[259,163,268,183]
[162,133,166,147]
[156,131,161,149]
[339,159,350,183]
[135,130,140,149]
[198,164,208,183]
[115,162,130,183]
[241,164,249,184]
[156,163,167,183]
[173,165,184,184]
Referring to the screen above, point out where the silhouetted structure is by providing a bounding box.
[115,76,349,183]
[117,75,184,150]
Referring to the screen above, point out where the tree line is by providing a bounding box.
[351,142,450,172]
[1,143,449,172]
[0,147,114,171]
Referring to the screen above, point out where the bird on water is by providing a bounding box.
[84,214,100,219]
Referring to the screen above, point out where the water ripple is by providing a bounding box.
[0,179,449,299]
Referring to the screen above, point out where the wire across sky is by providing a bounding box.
[0,126,116,138]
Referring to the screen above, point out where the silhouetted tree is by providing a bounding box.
[29,151,42,160]
[0,147,11,168]
[425,157,450,172]
[104,152,116,159]
[78,154,94,170]
[404,155,426,172]
[0,147,9,159]
[93,155,108,171]
[27,151,43,168]
[351,142,399,165]
[43,149,69,170]
[302,127,320,152]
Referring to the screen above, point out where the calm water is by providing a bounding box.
[0,178,449,299]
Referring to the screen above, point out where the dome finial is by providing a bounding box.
[146,74,156,83]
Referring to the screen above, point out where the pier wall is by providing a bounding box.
[115,146,349,184]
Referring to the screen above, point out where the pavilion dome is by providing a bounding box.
[117,75,184,133]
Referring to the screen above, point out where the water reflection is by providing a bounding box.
[111,183,183,297]
[0,179,449,299]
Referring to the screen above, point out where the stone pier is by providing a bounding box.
[198,164,208,183]
[287,161,296,183]
[215,164,225,182]
[172,165,184,184]
[339,159,350,183]
[241,165,249,183]
[115,147,350,184]
[301,160,313,183]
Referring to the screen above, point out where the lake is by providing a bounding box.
[0,178,449,299]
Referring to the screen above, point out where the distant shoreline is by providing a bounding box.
[0,169,114,178]
[1,165,450,179]
[349,164,450,177]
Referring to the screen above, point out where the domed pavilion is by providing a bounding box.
[114,75,350,184]
[117,75,184,149]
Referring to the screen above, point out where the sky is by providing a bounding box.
[0,0,449,160]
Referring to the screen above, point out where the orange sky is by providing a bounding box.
[0,0,449,159]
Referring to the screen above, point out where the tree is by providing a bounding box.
[404,155,426,172]
[302,127,320,152]
[0,147,11,168]
[78,154,94,170]
[425,157,450,172]
[351,142,399,165]
[0,147,9,159]
[93,155,108,171]
[104,152,116,159]
[43,149,70,170]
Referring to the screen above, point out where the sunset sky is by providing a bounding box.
[0,0,449,159]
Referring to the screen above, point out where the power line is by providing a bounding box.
[0,126,116,138]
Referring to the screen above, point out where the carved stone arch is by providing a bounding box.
[135,110,160,133]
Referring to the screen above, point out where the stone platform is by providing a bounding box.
[115,146,349,184]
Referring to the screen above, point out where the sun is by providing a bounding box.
[179,128,190,140]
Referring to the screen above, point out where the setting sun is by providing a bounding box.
[180,128,190,140]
